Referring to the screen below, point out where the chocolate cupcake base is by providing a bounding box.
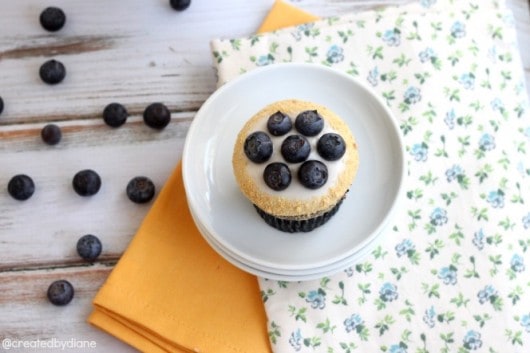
[254,198,345,233]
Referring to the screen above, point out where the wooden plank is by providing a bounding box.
[0,264,137,352]
[0,115,190,270]
[0,0,275,125]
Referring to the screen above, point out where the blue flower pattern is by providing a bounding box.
[212,0,530,351]
[450,21,466,38]
[305,289,326,309]
[379,282,398,302]
[410,142,428,161]
[343,313,363,333]
[463,330,482,350]
[479,133,496,151]
[403,86,421,104]
[511,254,525,273]
[423,306,436,328]
[438,266,457,285]
[382,28,401,46]
[430,207,448,226]
[326,44,344,64]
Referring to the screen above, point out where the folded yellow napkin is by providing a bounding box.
[88,2,316,352]
[258,0,318,33]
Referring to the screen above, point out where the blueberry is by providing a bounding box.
[76,234,102,261]
[47,280,74,306]
[143,103,171,129]
[41,124,62,145]
[39,59,66,85]
[267,111,292,136]
[126,176,156,204]
[281,134,310,163]
[298,160,328,189]
[170,0,191,11]
[0,96,4,115]
[317,133,346,161]
[244,131,273,163]
[263,163,291,191]
[103,103,128,128]
[295,110,324,136]
[7,174,35,201]
[72,169,101,196]
[40,7,66,32]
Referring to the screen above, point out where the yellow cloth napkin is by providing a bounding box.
[257,0,318,33]
[88,2,317,352]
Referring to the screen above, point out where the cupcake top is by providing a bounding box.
[233,99,359,218]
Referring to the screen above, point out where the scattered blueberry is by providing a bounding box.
[39,59,66,85]
[295,110,324,136]
[0,96,4,115]
[263,163,291,191]
[298,160,328,189]
[143,103,171,129]
[41,124,62,145]
[126,176,156,204]
[76,234,102,261]
[317,133,346,161]
[103,103,128,128]
[40,7,66,32]
[281,134,310,163]
[47,280,74,306]
[244,131,273,163]
[72,169,101,196]
[7,174,35,201]
[267,111,292,136]
[170,0,191,11]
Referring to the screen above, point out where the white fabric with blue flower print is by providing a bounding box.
[211,0,530,352]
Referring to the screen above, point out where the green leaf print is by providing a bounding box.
[367,45,384,60]
[426,239,445,258]
[464,256,480,279]
[399,300,416,322]
[422,283,441,298]
[393,53,412,67]
[316,318,336,334]
[269,321,281,344]
[303,336,322,348]
[450,292,470,308]
[473,313,491,328]
[288,305,308,322]
[374,315,395,336]
[339,341,358,353]
[357,283,371,305]
[505,329,523,345]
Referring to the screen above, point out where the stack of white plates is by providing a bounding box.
[182,63,404,281]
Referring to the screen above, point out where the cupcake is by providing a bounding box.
[232,99,359,233]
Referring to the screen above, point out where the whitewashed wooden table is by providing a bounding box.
[1,1,528,352]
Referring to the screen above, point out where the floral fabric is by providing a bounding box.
[210,0,530,352]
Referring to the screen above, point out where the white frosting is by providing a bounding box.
[244,118,345,200]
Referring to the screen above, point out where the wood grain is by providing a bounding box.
[0,264,136,352]
[0,0,528,351]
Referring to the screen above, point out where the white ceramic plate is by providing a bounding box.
[190,205,387,281]
[183,63,404,272]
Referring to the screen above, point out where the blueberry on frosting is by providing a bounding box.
[298,160,328,189]
[317,133,346,161]
[244,131,273,163]
[267,111,292,136]
[263,163,291,191]
[281,134,311,163]
[295,110,324,136]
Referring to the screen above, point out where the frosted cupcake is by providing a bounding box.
[232,99,359,232]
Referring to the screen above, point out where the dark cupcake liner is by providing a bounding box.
[254,198,344,233]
